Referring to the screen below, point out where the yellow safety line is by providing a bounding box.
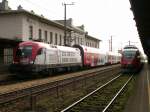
[146,65,150,112]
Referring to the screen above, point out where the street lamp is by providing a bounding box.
[63,2,74,46]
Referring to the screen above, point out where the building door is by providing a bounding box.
[0,48,3,64]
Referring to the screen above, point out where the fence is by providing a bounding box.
[0,66,120,112]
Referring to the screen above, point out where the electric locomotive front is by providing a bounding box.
[10,41,42,73]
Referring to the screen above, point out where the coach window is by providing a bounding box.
[68,52,70,56]
[29,25,33,40]
[62,52,64,56]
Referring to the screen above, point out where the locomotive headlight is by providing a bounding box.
[30,61,34,64]
[13,61,18,64]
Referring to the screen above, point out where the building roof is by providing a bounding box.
[0,9,101,42]
[0,10,73,31]
[55,19,86,34]
[86,34,101,41]
[55,19,101,41]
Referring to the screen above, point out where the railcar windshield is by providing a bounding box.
[123,51,136,59]
[16,46,32,57]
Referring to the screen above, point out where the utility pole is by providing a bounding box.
[109,36,113,51]
[128,40,131,45]
[110,36,112,51]
[109,39,110,51]
[63,2,74,46]
[127,40,138,46]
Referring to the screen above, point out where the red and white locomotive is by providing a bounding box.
[10,41,121,75]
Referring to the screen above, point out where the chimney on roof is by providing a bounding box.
[81,25,84,30]
[31,10,35,14]
[0,0,10,11]
[41,14,44,18]
[17,5,23,10]
[67,18,72,26]
[77,24,85,30]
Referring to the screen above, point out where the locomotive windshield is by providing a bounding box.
[123,51,136,59]
[16,46,32,57]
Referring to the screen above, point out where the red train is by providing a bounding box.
[9,41,121,76]
[121,45,143,73]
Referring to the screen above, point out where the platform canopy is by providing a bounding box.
[129,0,150,62]
[0,38,20,48]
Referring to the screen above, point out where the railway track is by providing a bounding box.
[0,65,121,112]
[61,74,133,112]
[0,65,119,86]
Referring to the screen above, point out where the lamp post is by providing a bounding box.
[63,2,74,46]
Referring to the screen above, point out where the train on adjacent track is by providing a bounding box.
[9,41,121,76]
[121,45,144,73]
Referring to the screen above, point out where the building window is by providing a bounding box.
[80,38,82,44]
[50,32,53,44]
[74,36,76,44]
[60,35,62,45]
[78,37,80,44]
[38,29,42,40]
[29,25,33,40]
[55,33,57,45]
[81,38,83,45]
[45,31,47,42]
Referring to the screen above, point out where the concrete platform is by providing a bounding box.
[124,63,150,112]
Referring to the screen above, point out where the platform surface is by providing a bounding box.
[124,64,149,112]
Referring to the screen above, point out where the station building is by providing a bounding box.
[55,19,101,47]
[0,0,101,71]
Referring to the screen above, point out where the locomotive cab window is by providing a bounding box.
[17,46,32,57]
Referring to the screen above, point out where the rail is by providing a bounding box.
[102,75,133,112]
[60,74,121,112]
[61,75,133,112]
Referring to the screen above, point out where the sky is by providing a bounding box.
[6,0,144,54]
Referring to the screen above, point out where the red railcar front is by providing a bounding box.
[121,48,142,73]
